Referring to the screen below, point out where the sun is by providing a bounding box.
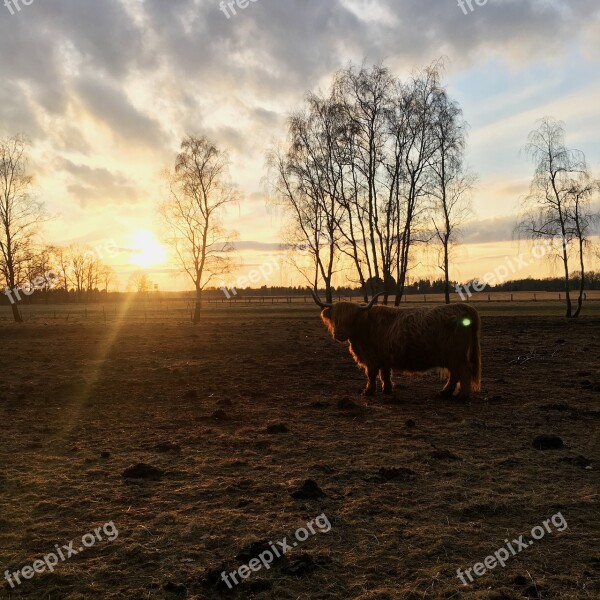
[131,230,167,267]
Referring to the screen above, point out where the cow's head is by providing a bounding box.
[309,289,387,342]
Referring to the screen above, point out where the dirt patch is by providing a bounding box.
[0,311,599,598]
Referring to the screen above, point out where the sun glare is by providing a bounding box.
[131,230,167,267]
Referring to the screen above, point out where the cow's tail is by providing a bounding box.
[470,311,482,392]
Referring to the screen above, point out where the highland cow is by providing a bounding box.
[310,290,481,398]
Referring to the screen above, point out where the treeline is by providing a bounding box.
[206,273,600,297]
[477,273,600,293]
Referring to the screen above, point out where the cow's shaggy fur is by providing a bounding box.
[320,302,481,398]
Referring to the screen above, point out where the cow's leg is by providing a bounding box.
[364,366,378,396]
[439,372,458,398]
[380,368,393,395]
[457,368,472,400]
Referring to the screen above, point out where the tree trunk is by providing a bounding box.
[561,250,572,318]
[444,240,450,304]
[11,302,23,323]
[573,237,585,318]
[325,280,333,304]
[192,288,202,324]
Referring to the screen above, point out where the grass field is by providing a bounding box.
[0,301,599,599]
[2,291,600,323]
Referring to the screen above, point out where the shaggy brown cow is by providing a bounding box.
[310,290,481,398]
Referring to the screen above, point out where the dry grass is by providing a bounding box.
[0,306,599,599]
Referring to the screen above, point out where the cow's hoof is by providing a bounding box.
[383,387,394,395]
[437,390,453,399]
[364,388,376,397]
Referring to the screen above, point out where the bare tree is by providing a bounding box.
[84,254,100,295]
[99,264,115,293]
[429,89,474,303]
[567,175,598,317]
[160,136,237,323]
[334,64,395,299]
[50,245,72,292]
[393,64,443,305]
[0,135,45,322]
[267,92,345,303]
[128,272,152,294]
[21,246,54,302]
[269,60,472,304]
[67,245,88,300]
[518,117,594,317]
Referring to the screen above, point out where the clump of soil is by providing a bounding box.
[430,448,460,461]
[369,467,416,482]
[337,397,358,410]
[532,434,564,450]
[266,423,288,434]
[155,442,181,453]
[211,409,230,421]
[281,553,318,576]
[122,463,164,480]
[291,479,326,499]
[235,540,281,563]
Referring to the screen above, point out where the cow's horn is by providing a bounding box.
[359,291,388,310]
[308,287,333,309]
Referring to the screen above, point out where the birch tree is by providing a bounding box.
[160,136,237,323]
[0,135,45,322]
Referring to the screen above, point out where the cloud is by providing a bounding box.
[2,0,598,153]
[462,215,518,244]
[75,76,166,146]
[0,0,597,284]
[232,241,284,252]
[60,159,139,207]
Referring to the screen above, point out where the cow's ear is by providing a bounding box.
[321,307,332,320]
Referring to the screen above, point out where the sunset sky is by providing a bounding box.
[1,0,599,291]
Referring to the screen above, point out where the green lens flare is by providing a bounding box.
[462,318,472,327]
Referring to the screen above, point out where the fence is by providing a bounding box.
[205,291,600,306]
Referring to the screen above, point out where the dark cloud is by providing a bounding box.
[462,215,518,244]
[232,241,284,252]
[60,159,139,207]
[0,0,597,172]
[75,76,166,146]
